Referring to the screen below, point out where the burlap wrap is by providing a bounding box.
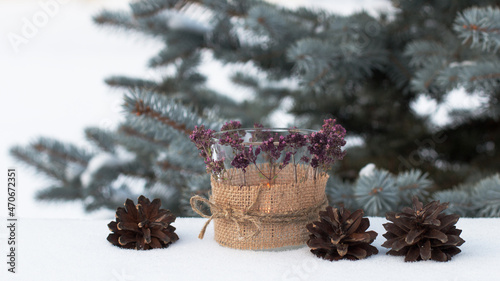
[191,163,329,250]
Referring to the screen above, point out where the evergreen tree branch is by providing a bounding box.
[10,147,67,182]
[93,10,137,30]
[128,97,192,135]
[105,76,158,90]
[119,125,171,148]
[85,127,116,153]
[123,90,220,136]
[454,6,500,52]
[32,138,92,166]
[37,184,82,201]
[129,0,180,18]
[156,160,186,172]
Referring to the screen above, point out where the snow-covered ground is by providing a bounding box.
[0,0,484,220]
[0,217,499,281]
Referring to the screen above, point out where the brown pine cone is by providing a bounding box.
[107,195,179,250]
[306,206,378,261]
[382,196,465,262]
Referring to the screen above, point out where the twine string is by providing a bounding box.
[190,194,328,241]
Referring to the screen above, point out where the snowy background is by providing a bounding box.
[1,2,498,281]
[0,0,482,220]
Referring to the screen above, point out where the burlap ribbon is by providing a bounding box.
[190,194,328,241]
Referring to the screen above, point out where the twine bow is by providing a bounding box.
[190,194,328,241]
[190,195,263,240]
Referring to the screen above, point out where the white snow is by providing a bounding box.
[411,89,487,126]
[167,10,212,33]
[80,148,135,187]
[359,163,376,177]
[449,61,477,68]
[0,217,498,281]
[80,153,121,187]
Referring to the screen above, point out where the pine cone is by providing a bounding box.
[107,196,179,250]
[306,206,378,261]
[382,196,465,262]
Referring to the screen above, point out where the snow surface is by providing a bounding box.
[359,163,376,177]
[0,217,498,281]
[80,148,135,187]
[167,10,212,33]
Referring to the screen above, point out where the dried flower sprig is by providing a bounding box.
[190,119,347,183]
[190,125,224,176]
[219,121,244,150]
[285,128,308,182]
[307,119,347,171]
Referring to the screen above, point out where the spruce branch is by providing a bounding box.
[454,6,500,52]
[410,57,448,96]
[32,138,92,166]
[156,160,186,172]
[36,184,82,201]
[354,169,398,216]
[124,90,219,137]
[119,125,170,148]
[433,189,472,217]
[129,0,180,18]
[404,40,449,67]
[472,174,500,217]
[246,5,290,39]
[85,127,116,153]
[93,10,137,30]
[105,76,158,90]
[326,176,358,210]
[396,169,432,206]
[10,146,67,182]
[127,96,191,136]
[459,60,500,93]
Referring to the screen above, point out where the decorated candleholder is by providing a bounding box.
[190,120,346,250]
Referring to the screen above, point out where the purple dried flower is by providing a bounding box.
[190,125,224,175]
[221,120,242,131]
[219,120,244,150]
[307,119,347,170]
[191,119,347,180]
[190,125,215,151]
[285,130,308,151]
[230,145,259,173]
[245,145,258,164]
[307,132,328,156]
[259,134,286,163]
[231,153,250,172]
[300,155,310,163]
[255,146,261,156]
[282,152,292,167]
[254,123,264,129]
[251,123,272,142]
[207,159,225,175]
[310,157,319,168]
